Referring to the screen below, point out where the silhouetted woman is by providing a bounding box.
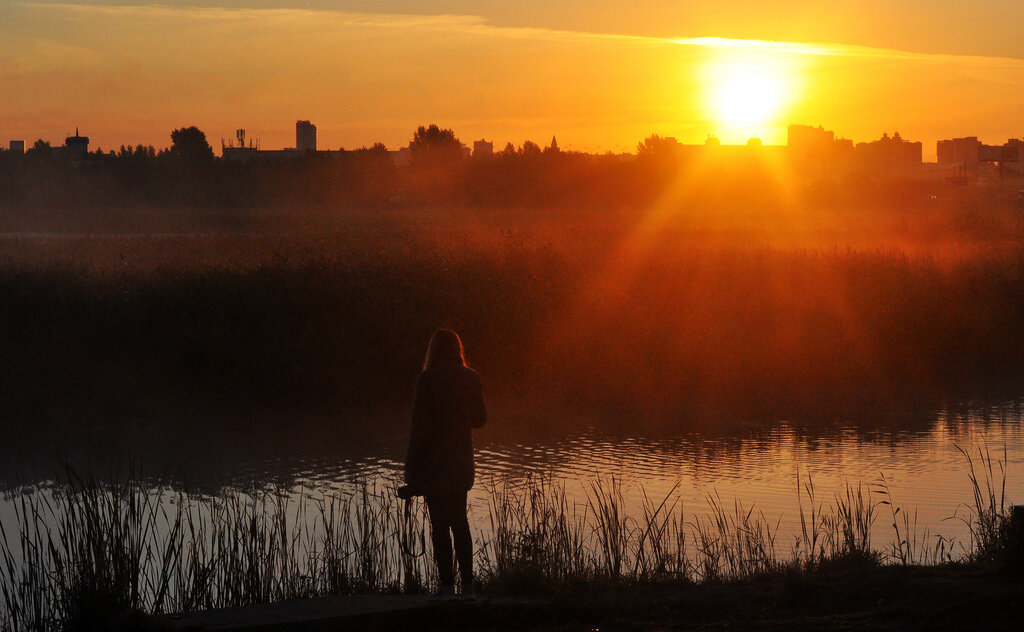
[405,329,487,601]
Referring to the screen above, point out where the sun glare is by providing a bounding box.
[712,64,782,125]
[702,52,799,141]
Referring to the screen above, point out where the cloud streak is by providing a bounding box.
[20,2,1024,64]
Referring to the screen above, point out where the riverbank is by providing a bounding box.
[2,451,1016,631]
[147,564,1024,631]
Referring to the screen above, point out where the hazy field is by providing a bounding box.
[2,201,1024,434]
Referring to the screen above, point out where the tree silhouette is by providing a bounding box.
[409,124,463,165]
[521,140,541,156]
[169,127,214,165]
[27,139,52,157]
[163,127,215,204]
[636,134,679,160]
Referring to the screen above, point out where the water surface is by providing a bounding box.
[2,401,1021,553]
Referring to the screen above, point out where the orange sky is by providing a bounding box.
[3,2,1024,158]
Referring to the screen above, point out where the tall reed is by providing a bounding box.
[954,442,1010,564]
[0,450,1013,632]
[0,470,433,631]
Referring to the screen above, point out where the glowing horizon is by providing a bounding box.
[4,3,1024,159]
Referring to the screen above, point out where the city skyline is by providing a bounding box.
[4,2,1024,159]
[8,120,1024,165]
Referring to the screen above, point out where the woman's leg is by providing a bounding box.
[449,492,474,589]
[425,494,455,587]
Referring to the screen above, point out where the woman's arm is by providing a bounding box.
[404,372,431,486]
[471,372,487,429]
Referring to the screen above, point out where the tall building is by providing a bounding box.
[64,128,89,160]
[937,136,1020,179]
[9,140,24,154]
[473,139,493,157]
[788,124,834,156]
[998,139,1024,162]
[974,140,1015,162]
[855,132,922,174]
[787,124,855,178]
[296,120,316,152]
[937,136,981,167]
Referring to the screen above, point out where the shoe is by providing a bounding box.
[427,586,458,602]
[461,587,477,601]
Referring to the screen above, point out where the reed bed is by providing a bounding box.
[953,443,1010,564]
[0,473,430,631]
[0,447,1012,632]
[5,227,1024,430]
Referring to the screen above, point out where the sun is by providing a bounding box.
[702,52,798,138]
[712,64,783,125]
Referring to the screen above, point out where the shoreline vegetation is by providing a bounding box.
[3,212,1024,431]
[0,446,1016,631]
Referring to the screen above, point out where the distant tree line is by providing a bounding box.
[0,124,969,214]
[0,126,399,210]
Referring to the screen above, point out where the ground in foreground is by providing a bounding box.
[153,565,1023,631]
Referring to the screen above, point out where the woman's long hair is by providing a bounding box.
[424,329,466,370]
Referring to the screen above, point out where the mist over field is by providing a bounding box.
[3,194,1024,435]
